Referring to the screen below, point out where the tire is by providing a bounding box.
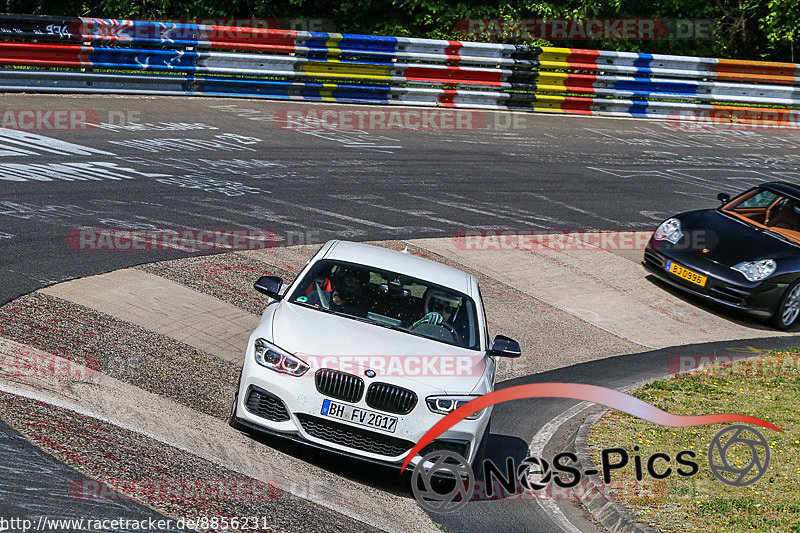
[228,377,247,431]
[472,419,491,478]
[770,280,800,330]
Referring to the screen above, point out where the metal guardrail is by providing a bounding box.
[1,14,800,125]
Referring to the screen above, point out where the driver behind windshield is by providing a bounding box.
[330,266,370,317]
[413,289,461,329]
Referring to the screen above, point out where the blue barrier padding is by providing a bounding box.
[185,76,392,102]
[632,53,653,75]
[88,47,199,70]
[626,101,652,116]
[614,77,698,96]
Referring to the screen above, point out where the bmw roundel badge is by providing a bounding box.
[365,369,376,378]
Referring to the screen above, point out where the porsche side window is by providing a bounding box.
[736,190,779,209]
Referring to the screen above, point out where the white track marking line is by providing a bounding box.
[0,128,114,156]
[402,193,550,228]
[262,198,403,231]
[528,401,595,533]
[173,197,315,230]
[441,192,570,226]
[333,196,467,227]
[518,192,630,227]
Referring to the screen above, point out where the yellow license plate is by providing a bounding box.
[666,261,707,287]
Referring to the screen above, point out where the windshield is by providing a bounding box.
[722,187,800,244]
[287,260,481,350]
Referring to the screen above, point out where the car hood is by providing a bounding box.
[268,302,487,394]
[661,209,800,266]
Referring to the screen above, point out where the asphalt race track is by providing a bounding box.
[2,94,800,532]
[7,94,800,305]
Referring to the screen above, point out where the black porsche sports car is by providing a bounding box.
[643,181,800,329]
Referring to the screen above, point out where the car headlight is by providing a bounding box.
[732,259,776,282]
[426,396,485,420]
[254,338,309,376]
[654,218,684,244]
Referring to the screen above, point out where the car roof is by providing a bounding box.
[764,181,800,200]
[322,240,474,296]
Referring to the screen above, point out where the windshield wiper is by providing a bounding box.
[368,321,408,333]
[759,227,797,245]
[291,300,390,324]
[290,300,339,315]
[335,313,407,331]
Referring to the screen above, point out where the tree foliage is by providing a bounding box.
[10,0,798,61]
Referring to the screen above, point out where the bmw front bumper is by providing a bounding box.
[233,344,490,470]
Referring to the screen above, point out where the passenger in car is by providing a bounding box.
[330,267,370,317]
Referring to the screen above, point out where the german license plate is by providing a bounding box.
[665,260,707,287]
[321,399,398,433]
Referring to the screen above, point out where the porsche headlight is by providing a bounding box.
[426,396,485,420]
[254,338,309,376]
[732,260,776,282]
[654,218,684,244]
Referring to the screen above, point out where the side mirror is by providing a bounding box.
[254,275,283,300]
[488,335,521,358]
[717,193,731,204]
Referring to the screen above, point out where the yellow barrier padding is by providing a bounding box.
[529,93,567,112]
[301,59,394,80]
[325,33,343,57]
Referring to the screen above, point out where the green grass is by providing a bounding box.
[589,349,800,532]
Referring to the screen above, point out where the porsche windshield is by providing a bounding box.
[287,260,480,350]
[722,187,800,244]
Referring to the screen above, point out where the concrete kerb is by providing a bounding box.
[574,412,657,533]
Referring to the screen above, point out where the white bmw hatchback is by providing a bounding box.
[230,240,521,469]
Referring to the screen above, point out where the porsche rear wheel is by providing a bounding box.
[771,281,800,330]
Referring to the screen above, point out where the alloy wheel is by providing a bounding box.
[782,284,800,326]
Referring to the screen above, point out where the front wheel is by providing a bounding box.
[472,420,491,478]
[770,280,800,330]
[229,377,247,431]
